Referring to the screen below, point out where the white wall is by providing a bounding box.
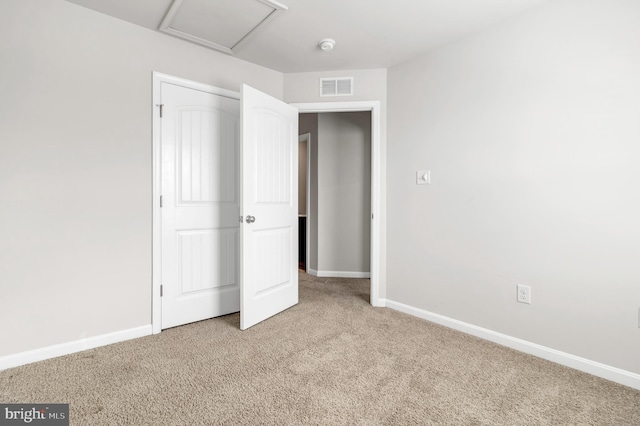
[285,69,387,292]
[0,0,282,358]
[317,113,371,274]
[387,0,640,374]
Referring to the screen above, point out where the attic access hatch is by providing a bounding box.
[159,0,287,55]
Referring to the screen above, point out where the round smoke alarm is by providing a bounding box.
[318,38,336,51]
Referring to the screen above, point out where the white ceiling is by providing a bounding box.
[66,0,551,73]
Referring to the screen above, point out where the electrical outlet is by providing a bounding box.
[517,284,531,304]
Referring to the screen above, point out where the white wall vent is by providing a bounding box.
[320,77,354,97]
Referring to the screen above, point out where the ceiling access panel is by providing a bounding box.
[159,0,287,55]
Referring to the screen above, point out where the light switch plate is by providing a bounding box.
[416,170,430,185]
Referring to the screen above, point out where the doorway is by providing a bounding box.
[151,75,383,335]
[299,112,371,279]
[152,73,299,333]
[292,101,382,307]
[154,76,242,331]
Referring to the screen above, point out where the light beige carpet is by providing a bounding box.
[1,273,639,425]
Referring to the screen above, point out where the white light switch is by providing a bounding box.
[416,170,430,185]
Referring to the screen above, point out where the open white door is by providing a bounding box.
[240,84,299,330]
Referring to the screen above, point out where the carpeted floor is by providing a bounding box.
[1,272,639,425]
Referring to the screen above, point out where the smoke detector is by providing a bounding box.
[318,38,335,51]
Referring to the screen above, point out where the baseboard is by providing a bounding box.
[307,268,319,277]
[382,299,640,391]
[314,270,371,279]
[0,325,153,371]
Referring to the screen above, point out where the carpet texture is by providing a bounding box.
[1,273,639,425]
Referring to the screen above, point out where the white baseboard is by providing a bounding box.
[313,270,371,279]
[0,325,153,371]
[382,299,640,391]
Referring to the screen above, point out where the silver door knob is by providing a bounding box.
[246,215,256,224]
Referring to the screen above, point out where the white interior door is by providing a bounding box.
[241,84,299,330]
[161,82,240,329]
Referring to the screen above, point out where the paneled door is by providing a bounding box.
[161,82,240,329]
[240,84,299,330]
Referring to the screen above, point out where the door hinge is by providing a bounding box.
[156,103,164,118]
[160,285,163,297]
[239,215,243,223]
[160,195,163,208]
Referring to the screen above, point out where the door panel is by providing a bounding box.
[253,227,292,294]
[241,84,299,330]
[177,229,237,292]
[177,107,237,203]
[161,82,240,329]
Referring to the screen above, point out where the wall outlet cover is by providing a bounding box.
[517,284,531,304]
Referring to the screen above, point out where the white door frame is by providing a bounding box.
[298,133,311,273]
[152,72,240,334]
[291,101,382,307]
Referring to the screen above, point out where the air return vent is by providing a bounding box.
[320,77,354,97]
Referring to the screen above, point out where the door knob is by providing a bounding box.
[246,215,256,224]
